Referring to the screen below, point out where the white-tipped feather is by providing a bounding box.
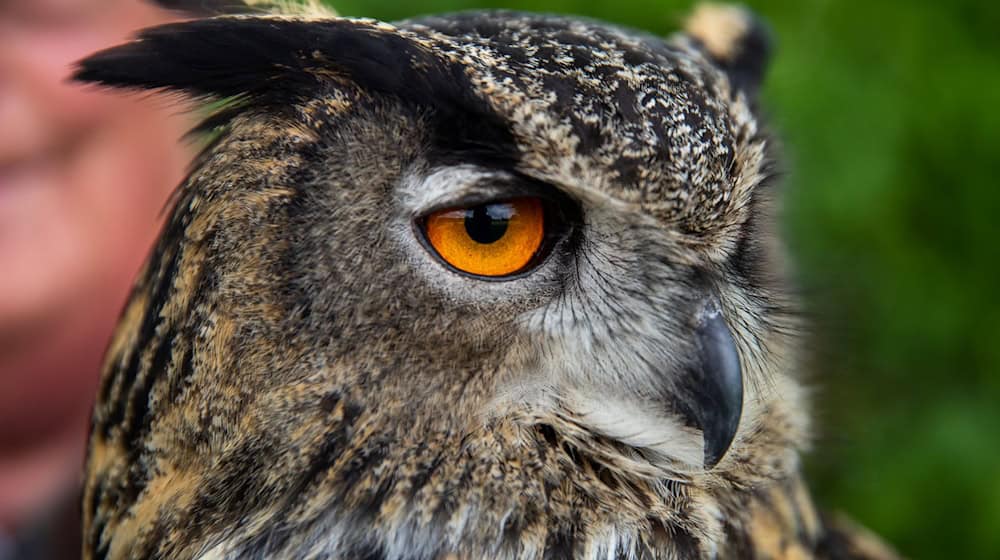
[240,0,337,17]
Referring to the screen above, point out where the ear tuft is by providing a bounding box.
[72,18,323,100]
[684,3,772,98]
[151,1,252,16]
[72,17,494,133]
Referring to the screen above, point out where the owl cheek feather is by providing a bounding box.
[677,298,744,469]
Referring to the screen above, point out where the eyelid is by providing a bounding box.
[414,181,556,217]
[412,176,571,219]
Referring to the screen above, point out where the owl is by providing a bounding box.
[76,2,899,559]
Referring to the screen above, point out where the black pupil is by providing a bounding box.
[464,203,512,244]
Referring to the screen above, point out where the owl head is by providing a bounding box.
[78,3,808,558]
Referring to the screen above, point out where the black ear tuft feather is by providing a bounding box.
[683,4,773,99]
[73,16,517,164]
[74,18,479,115]
[74,18,324,101]
[150,1,255,16]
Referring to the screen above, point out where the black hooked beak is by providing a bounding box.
[680,299,744,469]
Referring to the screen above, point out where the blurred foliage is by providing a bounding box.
[328,1,998,557]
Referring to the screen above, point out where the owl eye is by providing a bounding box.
[420,197,549,278]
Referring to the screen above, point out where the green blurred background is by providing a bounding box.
[328,0,1000,557]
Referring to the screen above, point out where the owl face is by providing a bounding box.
[78,6,808,559]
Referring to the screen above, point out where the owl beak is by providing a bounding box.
[686,300,744,470]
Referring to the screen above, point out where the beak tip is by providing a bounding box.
[702,426,737,470]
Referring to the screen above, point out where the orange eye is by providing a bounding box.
[423,197,546,278]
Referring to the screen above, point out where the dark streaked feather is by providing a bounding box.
[75,18,481,116]
[151,0,256,16]
[73,17,518,161]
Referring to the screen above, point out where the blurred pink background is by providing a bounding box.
[0,1,195,554]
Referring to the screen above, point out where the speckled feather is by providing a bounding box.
[77,3,898,559]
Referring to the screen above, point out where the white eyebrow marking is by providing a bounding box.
[399,164,514,215]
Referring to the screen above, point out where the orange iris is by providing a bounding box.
[424,197,545,277]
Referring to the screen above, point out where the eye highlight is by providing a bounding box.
[422,197,546,278]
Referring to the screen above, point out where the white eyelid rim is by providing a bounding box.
[401,164,519,216]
